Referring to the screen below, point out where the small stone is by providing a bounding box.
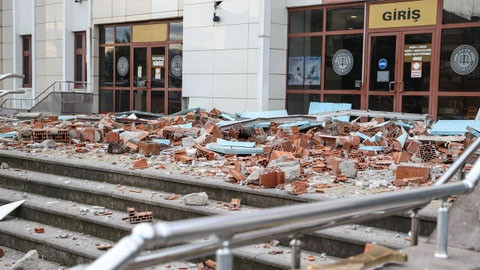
[11,250,40,270]
[40,139,56,148]
[59,234,68,238]
[269,240,280,246]
[365,227,373,233]
[1,162,9,169]
[183,192,209,206]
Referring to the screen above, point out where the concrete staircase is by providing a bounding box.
[0,150,438,269]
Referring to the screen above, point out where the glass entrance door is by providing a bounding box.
[367,31,434,113]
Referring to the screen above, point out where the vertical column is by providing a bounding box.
[216,239,233,270]
[410,209,420,246]
[434,199,449,259]
[290,238,302,270]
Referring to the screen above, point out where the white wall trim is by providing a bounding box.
[257,0,271,111]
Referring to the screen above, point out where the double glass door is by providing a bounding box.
[133,46,166,113]
[367,31,433,114]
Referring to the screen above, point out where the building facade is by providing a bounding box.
[0,0,479,119]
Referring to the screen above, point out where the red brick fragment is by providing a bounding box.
[34,227,45,233]
[105,132,120,143]
[133,158,148,169]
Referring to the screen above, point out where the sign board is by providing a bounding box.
[369,0,437,29]
[404,44,432,62]
[155,68,162,80]
[411,62,422,78]
[288,57,304,85]
[152,55,165,68]
[378,58,388,70]
[305,56,321,85]
[133,24,167,43]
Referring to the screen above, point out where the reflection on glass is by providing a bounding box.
[438,96,480,120]
[289,9,323,33]
[100,27,114,44]
[134,48,147,87]
[151,91,165,114]
[169,44,183,88]
[99,90,113,112]
[116,26,131,43]
[369,36,396,91]
[368,95,393,111]
[75,54,83,82]
[443,0,480,24]
[169,22,183,41]
[324,94,361,109]
[286,94,320,114]
[134,90,147,111]
[23,56,30,85]
[115,91,130,112]
[115,46,130,87]
[327,6,364,31]
[168,91,182,114]
[439,27,480,92]
[100,47,114,87]
[325,34,363,90]
[287,36,323,90]
[76,34,83,49]
[402,96,429,114]
[403,34,432,91]
[151,47,166,88]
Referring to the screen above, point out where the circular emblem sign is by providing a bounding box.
[378,58,388,70]
[117,57,129,77]
[171,55,182,78]
[450,45,478,75]
[332,49,354,76]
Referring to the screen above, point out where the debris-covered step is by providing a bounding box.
[0,246,64,270]
[0,150,437,236]
[0,168,418,258]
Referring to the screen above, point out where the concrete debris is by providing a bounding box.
[40,139,56,148]
[126,207,153,224]
[184,192,209,206]
[1,162,9,169]
[11,250,40,270]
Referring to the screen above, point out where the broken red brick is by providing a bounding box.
[105,132,120,143]
[127,207,153,224]
[34,227,45,233]
[395,164,431,186]
[205,259,216,269]
[229,169,245,182]
[97,244,114,250]
[133,158,148,169]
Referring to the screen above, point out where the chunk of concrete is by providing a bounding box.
[183,192,209,206]
[182,136,196,148]
[245,167,264,184]
[40,139,56,148]
[338,160,357,178]
[268,157,301,182]
[11,250,39,270]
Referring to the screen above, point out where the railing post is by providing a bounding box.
[434,199,449,259]
[216,239,233,270]
[290,238,302,270]
[410,209,420,246]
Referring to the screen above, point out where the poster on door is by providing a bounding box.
[152,55,165,68]
[288,57,304,85]
[155,68,162,80]
[411,62,422,78]
[305,56,321,85]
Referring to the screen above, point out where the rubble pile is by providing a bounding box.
[0,108,476,196]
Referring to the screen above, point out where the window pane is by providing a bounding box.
[115,91,130,112]
[438,96,480,119]
[169,44,183,88]
[75,54,83,82]
[368,95,393,112]
[115,46,130,87]
[116,26,131,43]
[286,93,320,114]
[369,36,396,91]
[288,36,322,90]
[133,47,147,87]
[23,55,30,85]
[439,27,480,92]
[99,47,114,87]
[402,96,429,114]
[133,90,146,111]
[325,34,363,90]
[169,22,183,41]
[324,94,361,109]
[151,91,165,114]
[443,0,480,24]
[75,33,83,49]
[168,91,182,114]
[151,47,166,88]
[289,9,323,33]
[23,37,30,51]
[100,27,114,44]
[326,6,364,31]
[403,34,432,91]
[99,90,113,112]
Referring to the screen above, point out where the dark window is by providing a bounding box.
[403,34,432,92]
[287,93,320,114]
[369,35,397,91]
[443,0,480,24]
[74,32,87,88]
[439,27,480,92]
[115,26,131,43]
[168,91,182,114]
[369,95,394,112]
[169,44,183,88]
[100,27,114,44]
[438,96,480,119]
[151,47,166,88]
[99,90,114,112]
[287,36,322,90]
[22,35,31,87]
[115,90,130,112]
[289,9,323,33]
[99,47,114,87]
[169,22,183,41]
[151,91,165,114]
[115,46,130,87]
[133,47,147,88]
[326,6,364,31]
[325,34,363,90]
[324,94,361,109]
[402,96,429,114]
[133,90,147,111]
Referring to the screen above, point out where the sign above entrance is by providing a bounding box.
[369,0,437,29]
[132,24,167,43]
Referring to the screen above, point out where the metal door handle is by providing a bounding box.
[389,81,395,92]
